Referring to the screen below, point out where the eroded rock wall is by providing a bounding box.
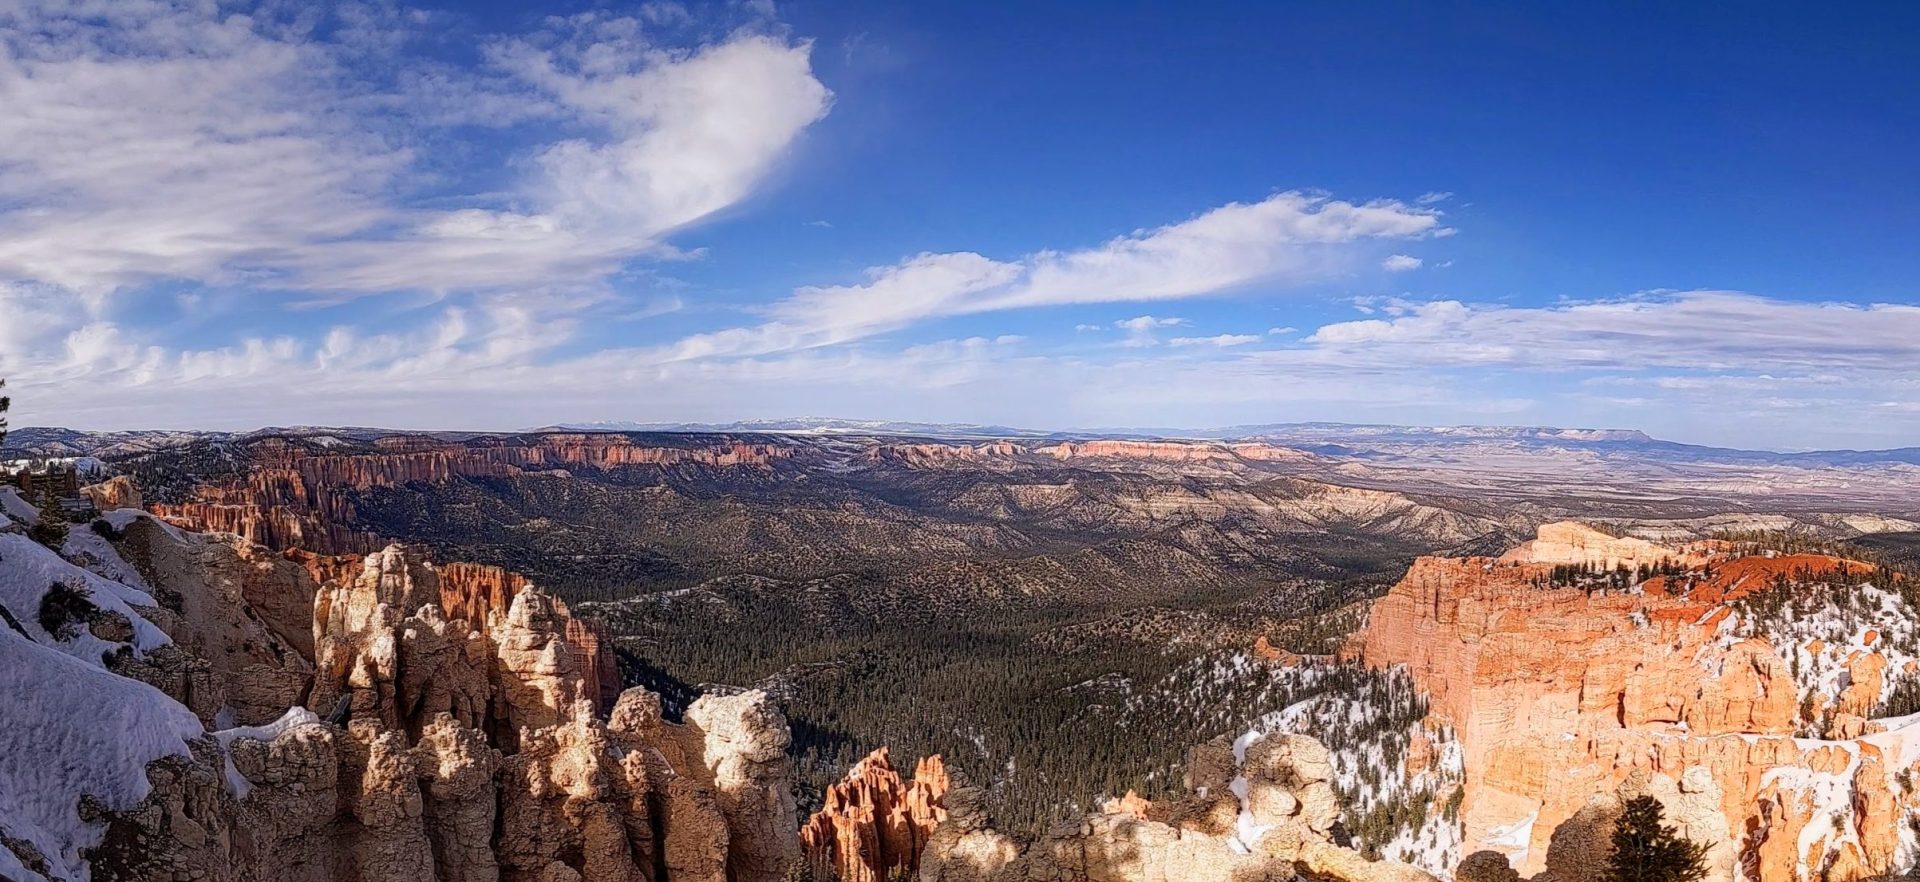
[800,748,950,882]
[1352,526,1919,881]
[151,435,796,553]
[916,732,1437,882]
[48,529,800,882]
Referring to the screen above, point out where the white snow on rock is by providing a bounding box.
[0,532,170,664]
[0,626,204,882]
[1225,729,1274,853]
[60,527,152,597]
[1208,661,1465,874]
[0,513,212,881]
[101,509,188,542]
[1,486,40,524]
[213,707,320,798]
[1484,808,1539,867]
[1729,577,1920,732]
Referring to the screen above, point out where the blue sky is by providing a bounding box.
[1,1,1917,449]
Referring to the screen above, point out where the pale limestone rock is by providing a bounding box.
[490,588,593,742]
[347,722,438,882]
[415,715,502,882]
[918,733,1436,882]
[81,540,800,882]
[681,691,800,882]
[916,788,1019,882]
[113,516,316,724]
[1243,733,1338,834]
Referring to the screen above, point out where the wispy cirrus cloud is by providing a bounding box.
[1301,291,1920,373]
[660,191,1449,359]
[0,2,829,299]
[1170,334,1262,347]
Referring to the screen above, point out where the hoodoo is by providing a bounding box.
[1354,523,1920,881]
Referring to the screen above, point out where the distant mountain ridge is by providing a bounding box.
[532,417,1056,438]
[8,418,1920,469]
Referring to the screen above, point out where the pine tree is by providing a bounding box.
[30,486,69,548]
[1605,795,1709,882]
[0,377,8,447]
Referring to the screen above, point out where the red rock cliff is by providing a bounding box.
[153,434,795,553]
[1353,525,1916,881]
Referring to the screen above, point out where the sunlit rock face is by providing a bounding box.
[916,731,1439,882]
[1353,524,1918,882]
[150,435,796,553]
[800,748,950,882]
[0,513,801,882]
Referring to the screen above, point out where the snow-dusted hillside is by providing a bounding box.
[1237,666,1464,874]
[1724,565,1920,735]
[0,489,204,881]
[1106,648,1461,875]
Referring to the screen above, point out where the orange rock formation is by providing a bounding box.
[800,748,950,882]
[80,474,144,510]
[152,434,794,552]
[1352,526,1915,882]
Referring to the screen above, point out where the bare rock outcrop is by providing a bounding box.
[152,436,794,554]
[304,545,615,745]
[63,535,801,882]
[918,732,1435,882]
[81,475,143,511]
[1496,520,1707,570]
[801,748,950,882]
[112,515,317,724]
[1351,524,1915,882]
[1457,767,1730,882]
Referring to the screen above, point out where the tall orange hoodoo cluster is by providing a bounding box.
[800,748,951,882]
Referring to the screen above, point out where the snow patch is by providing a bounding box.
[1,486,40,524]
[213,707,321,798]
[1485,808,1539,867]
[0,533,171,665]
[0,626,204,882]
[60,528,154,604]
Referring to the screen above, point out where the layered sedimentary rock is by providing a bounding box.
[43,526,801,882]
[152,435,795,553]
[917,732,1436,882]
[1496,520,1708,570]
[1037,439,1242,463]
[862,442,1023,469]
[800,748,950,882]
[1351,525,1920,881]
[303,547,622,748]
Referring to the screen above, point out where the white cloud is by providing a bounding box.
[1170,334,1262,347]
[12,286,1920,450]
[662,191,1446,358]
[1416,191,1452,205]
[1382,254,1423,272]
[1114,315,1189,331]
[1300,291,1920,373]
[1267,326,1297,335]
[0,2,830,298]
[1114,315,1189,347]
